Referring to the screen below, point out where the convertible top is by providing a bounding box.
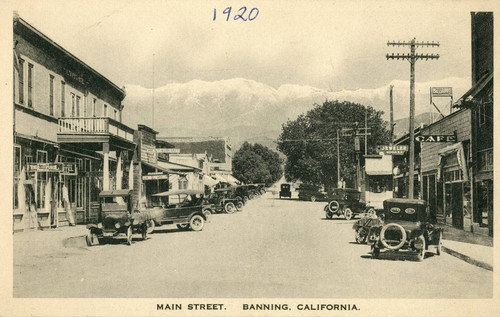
[153,189,205,197]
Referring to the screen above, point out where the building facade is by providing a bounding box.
[13,15,136,231]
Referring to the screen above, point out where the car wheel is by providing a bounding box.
[177,223,190,231]
[189,215,205,231]
[325,212,333,219]
[249,193,256,200]
[126,226,132,245]
[310,196,316,202]
[344,208,353,220]
[243,196,249,203]
[236,201,244,210]
[203,208,212,218]
[436,231,442,255]
[355,228,366,244]
[225,202,236,214]
[142,224,148,240]
[328,200,340,213]
[86,232,99,246]
[146,219,155,234]
[416,236,426,261]
[371,246,380,259]
[367,208,376,216]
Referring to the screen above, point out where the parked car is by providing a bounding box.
[210,187,243,213]
[324,188,375,220]
[368,198,443,261]
[86,189,150,246]
[352,214,384,244]
[297,184,327,202]
[144,189,208,232]
[279,183,292,199]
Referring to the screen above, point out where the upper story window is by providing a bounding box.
[104,104,108,117]
[92,98,97,117]
[479,102,486,126]
[76,95,81,117]
[114,109,117,120]
[49,75,54,116]
[18,59,24,104]
[71,93,75,117]
[61,81,66,117]
[36,150,48,163]
[27,63,33,107]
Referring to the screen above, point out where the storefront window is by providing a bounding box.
[367,175,392,193]
[178,177,188,190]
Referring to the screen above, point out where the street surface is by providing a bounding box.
[14,193,492,298]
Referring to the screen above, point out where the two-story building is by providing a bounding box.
[13,14,136,231]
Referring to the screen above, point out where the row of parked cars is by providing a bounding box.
[320,191,443,262]
[86,184,266,246]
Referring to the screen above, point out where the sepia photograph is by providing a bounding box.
[1,0,498,316]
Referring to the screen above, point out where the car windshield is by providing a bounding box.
[346,192,360,200]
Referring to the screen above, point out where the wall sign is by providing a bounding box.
[378,145,408,155]
[415,135,457,142]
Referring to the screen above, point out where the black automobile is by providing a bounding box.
[86,190,151,246]
[297,184,327,202]
[209,187,243,213]
[279,183,292,199]
[368,198,443,261]
[143,189,208,232]
[352,214,384,244]
[324,188,375,220]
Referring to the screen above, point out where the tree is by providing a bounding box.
[277,100,390,189]
[232,142,283,186]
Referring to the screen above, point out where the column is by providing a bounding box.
[103,142,109,191]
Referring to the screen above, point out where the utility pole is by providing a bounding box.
[386,38,439,199]
[152,53,155,129]
[337,129,341,188]
[390,85,394,144]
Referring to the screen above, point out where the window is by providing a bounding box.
[92,98,97,117]
[479,149,493,171]
[61,81,66,117]
[114,109,117,120]
[24,155,32,165]
[479,103,486,126]
[76,95,81,117]
[178,177,188,190]
[28,63,33,107]
[104,104,108,117]
[36,150,48,163]
[18,59,24,104]
[71,93,75,117]
[49,75,54,115]
[14,146,21,175]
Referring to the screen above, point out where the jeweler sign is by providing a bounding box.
[415,135,457,142]
[377,145,408,155]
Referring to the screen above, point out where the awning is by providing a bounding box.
[365,170,392,176]
[141,161,174,174]
[203,175,218,187]
[157,160,201,172]
[453,72,493,108]
[437,142,468,182]
[213,174,229,183]
[225,174,241,185]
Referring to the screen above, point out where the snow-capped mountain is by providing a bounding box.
[122,77,470,150]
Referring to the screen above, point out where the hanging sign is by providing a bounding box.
[143,173,169,180]
[431,87,453,98]
[377,145,408,155]
[27,163,61,172]
[415,135,457,142]
[62,163,77,175]
[156,148,180,154]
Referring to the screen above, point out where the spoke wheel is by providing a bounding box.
[203,208,212,218]
[344,208,353,220]
[146,219,155,234]
[225,202,236,214]
[126,226,132,245]
[177,223,190,231]
[355,228,366,244]
[325,212,333,219]
[86,232,99,246]
[189,215,205,231]
[436,231,442,255]
[236,201,244,210]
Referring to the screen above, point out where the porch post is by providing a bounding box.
[103,142,110,191]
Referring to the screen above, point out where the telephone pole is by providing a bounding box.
[389,85,394,144]
[386,38,439,199]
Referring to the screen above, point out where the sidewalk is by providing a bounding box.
[441,224,493,271]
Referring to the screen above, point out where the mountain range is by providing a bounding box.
[122,77,470,151]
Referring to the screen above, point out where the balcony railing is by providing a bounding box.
[58,117,134,142]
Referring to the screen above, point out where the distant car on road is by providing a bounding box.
[297,184,327,202]
[368,198,443,261]
[324,188,375,220]
[279,183,292,199]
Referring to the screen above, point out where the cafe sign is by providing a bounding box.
[377,145,408,155]
[415,135,457,143]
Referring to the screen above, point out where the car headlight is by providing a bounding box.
[115,223,121,229]
[97,223,103,229]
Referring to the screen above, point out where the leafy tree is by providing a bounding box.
[277,100,390,189]
[233,142,283,185]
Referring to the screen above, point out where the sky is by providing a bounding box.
[8,0,495,92]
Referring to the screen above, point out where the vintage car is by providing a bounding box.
[297,183,327,202]
[279,183,292,199]
[324,188,375,220]
[208,187,243,213]
[86,189,150,246]
[145,189,207,232]
[368,198,443,261]
[352,214,384,244]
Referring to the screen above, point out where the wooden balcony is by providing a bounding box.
[57,117,135,150]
